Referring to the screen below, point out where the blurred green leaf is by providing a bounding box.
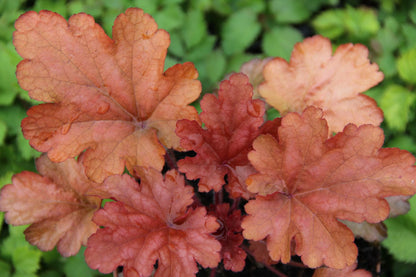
[270,0,338,24]
[189,0,212,11]
[160,0,184,4]
[34,0,67,18]
[0,171,13,190]
[377,52,397,78]
[235,0,266,13]
[380,85,416,132]
[221,9,261,55]
[0,212,4,233]
[204,50,227,83]
[374,17,401,53]
[132,0,158,14]
[386,135,416,153]
[16,131,40,160]
[182,10,207,49]
[0,259,11,277]
[410,5,416,24]
[312,9,344,39]
[0,0,22,14]
[168,31,186,57]
[343,6,380,40]
[63,247,98,277]
[0,105,26,137]
[269,0,311,23]
[0,120,6,146]
[262,26,303,60]
[383,196,416,263]
[313,6,379,41]
[212,0,232,15]
[226,53,257,73]
[186,35,216,61]
[0,42,22,105]
[397,48,416,84]
[1,225,43,275]
[13,247,42,274]
[153,5,185,32]
[402,24,416,50]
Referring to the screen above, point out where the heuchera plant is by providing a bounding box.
[1,7,416,277]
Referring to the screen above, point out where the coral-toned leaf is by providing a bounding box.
[209,203,246,272]
[242,106,416,269]
[176,73,265,194]
[313,263,371,277]
[15,8,200,182]
[85,168,221,277]
[0,154,101,257]
[259,35,384,134]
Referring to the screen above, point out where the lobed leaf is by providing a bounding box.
[0,154,101,257]
[259,35,384,134]
[176,73,266,196]
[242,106,416,269]
[85,168,221,277]
[208,203,246,272]
[15,8,201,182]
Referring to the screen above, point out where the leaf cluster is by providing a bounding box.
[1,0,416,276]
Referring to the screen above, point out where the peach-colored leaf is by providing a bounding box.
[0,154,100,257]
[259,35,384,134]
[176,73,265,194]
[242,106,416,269]
[16,8,200,182]
[85,168,221,277]
[239,57,273,99]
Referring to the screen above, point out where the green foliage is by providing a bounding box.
[312,6,380,41]
[1,225,43,276]
[380,85,416,132]
[397,48,416,84]
[262,26,303,60]
[221,9,261,55]
[383,196,416,263]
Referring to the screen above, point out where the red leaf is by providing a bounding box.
[0,154,100,256]
[176,73,265,194]
[85,168,221,277]
[242,106,416,269]
[209,204,246,272]
[15,8,200,182]
[259,35,383,134]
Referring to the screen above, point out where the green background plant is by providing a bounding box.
[1,0,416,275]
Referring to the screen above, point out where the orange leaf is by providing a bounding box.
[85,168,221,277]
[16,8,201,182]
[176,73,265,194]
[0,154,100,257]
[242,106,416,269]
[259,35,383,134]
